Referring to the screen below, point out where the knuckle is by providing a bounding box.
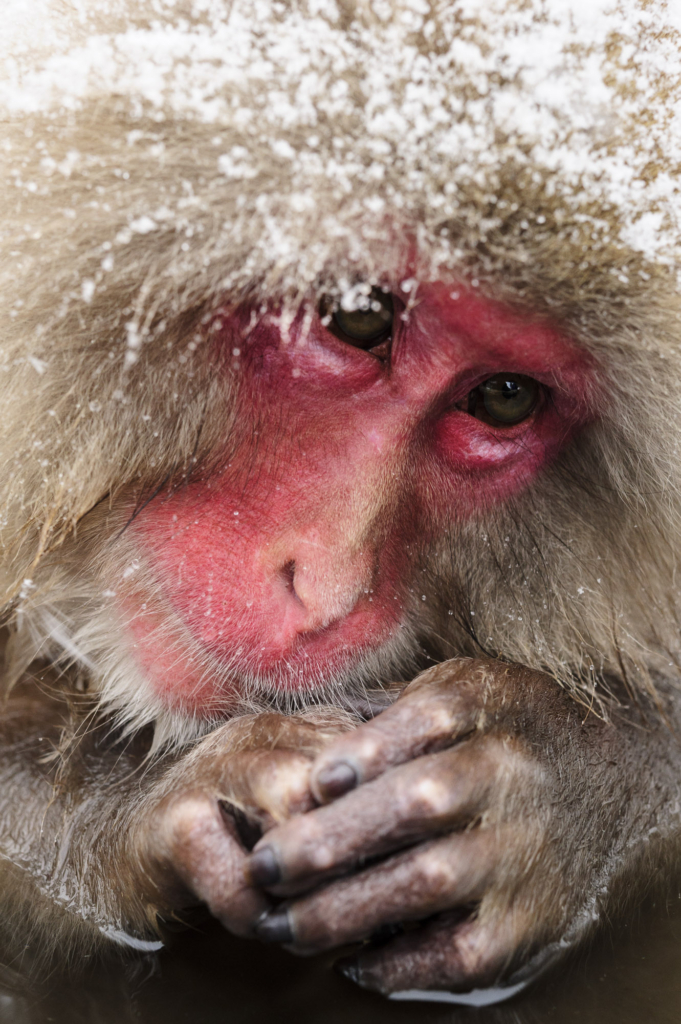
[400,774,453,821]
[455,930,500,984]
[487,735,541,786]
[257,753,313,806]
[318,730,384,780]
[425,703,458,736]
[477,735,518,775]
[402,660,485,720]
[308,843,335,872]
[415,848,453,891]
[161,791,217,850]
[351,729,385,765]
[318,731,378,768]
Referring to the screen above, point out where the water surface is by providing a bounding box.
[2,897,680,1024]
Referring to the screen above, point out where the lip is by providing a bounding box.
[195,593,406,684]
[121,580,408,709]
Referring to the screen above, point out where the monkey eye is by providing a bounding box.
[325,288,394,350]
[466,373,540,426]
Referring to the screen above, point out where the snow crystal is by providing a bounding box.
[27,356,47,375]
[129,216,158,235]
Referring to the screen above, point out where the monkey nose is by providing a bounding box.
[273,552,371,636]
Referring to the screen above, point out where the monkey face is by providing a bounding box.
[115,279,594,715]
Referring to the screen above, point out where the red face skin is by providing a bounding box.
[125,282,595,714]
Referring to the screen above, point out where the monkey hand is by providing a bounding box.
[245,659,647,996]
[128,713,349,939]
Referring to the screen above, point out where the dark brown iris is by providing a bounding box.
[465,373,540,426]
[326,288,394,350]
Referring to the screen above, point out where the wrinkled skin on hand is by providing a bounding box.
[129,713,350,938]
[238,659,676,996]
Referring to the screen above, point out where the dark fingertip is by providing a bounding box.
[316,761,358,800]
[248,845,281,887]
[255,909,293,945]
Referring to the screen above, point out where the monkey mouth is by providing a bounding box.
[121,589,418,715]
[203,608,418,703]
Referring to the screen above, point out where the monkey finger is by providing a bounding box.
[225,711,352,758]
[256,830,497,951]
[156,790,271,936]
[248,738,503,891]
[310,660,488,803]
[218,749,316,826]
[338,906,532,996]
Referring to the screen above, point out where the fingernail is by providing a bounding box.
[248,846,281,887]
[255,909,293,945]
[335,955,362,985]
[316,761,358,800]
[336,957,383,993]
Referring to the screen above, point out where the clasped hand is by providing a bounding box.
[140,658,611,995]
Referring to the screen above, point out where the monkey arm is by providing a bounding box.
[245,659,681,995]
[0,676,167,960]
[0,675,345,965]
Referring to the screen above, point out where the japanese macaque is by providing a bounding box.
[2,0,681,1002]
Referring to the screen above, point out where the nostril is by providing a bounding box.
[280,561,303,605]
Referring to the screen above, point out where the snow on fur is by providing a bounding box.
[2,0,681,268]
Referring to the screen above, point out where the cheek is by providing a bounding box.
[122,598,227,712]
[130,485,271,603]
